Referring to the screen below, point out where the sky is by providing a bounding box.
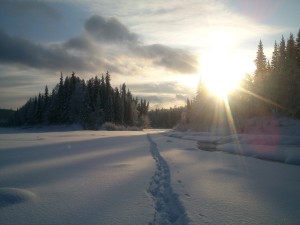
[0,0,299,110]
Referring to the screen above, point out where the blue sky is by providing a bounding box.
[0,0,299,109]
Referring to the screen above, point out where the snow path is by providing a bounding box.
[147,134,188,225]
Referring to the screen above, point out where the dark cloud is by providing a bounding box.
[85,15,138,43]
[63,36,95,52]
[0,29,101,71]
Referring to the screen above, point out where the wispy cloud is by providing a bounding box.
[130,44,198,73]
[127,80,194,108]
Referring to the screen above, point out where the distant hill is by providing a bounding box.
[0,109,15,125]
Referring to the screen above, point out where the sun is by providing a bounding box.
[199,28,255,99]
[200,52,248,99]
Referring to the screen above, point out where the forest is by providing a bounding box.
[182,29,300,131]
[8,72,149,129]
[148,107,185,128]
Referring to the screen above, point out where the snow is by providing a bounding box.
[1,122,300,224]
[150,131,300,224]
[147,134,188,224]
[165,117,300,165]
[0,128,155,225]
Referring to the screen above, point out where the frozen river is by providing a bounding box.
[1,128,300,224]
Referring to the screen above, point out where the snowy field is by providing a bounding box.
[1,125,300,224]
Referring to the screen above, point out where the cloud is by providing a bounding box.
[176,94,187,101]
[131,44,198,73]
[84,15,198,74]
[85,15,138,43]
[127,80,193,108]
[137,94,186,109]
[129,81,190,94]
[0,74,38,88]
[0,29,102,71]
[0,12,198,74]
[63,35,96,52]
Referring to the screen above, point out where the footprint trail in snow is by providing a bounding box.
[147,134,189,225]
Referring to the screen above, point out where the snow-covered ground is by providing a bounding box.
[0,128,155,225]
[1,124,300,224]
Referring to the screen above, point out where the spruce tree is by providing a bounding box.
[286,33,297,67]
[8,71,148,128]
[104,71,114,122]
[254,40,267,84]
[296,29,300,66]
[278,36,286,72]
[43,85,49,123]
[271,41,279,72]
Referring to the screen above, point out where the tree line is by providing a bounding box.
[148,106,185,128]
[183,29,300,131]
[9,72,149,129]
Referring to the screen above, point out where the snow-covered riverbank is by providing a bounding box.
[166,117,300,165]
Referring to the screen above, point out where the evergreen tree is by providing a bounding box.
[8,71,149,128]
[278,36,286,72]
[113,87,123,124]
[286,33,297,66]
[294,29,300,116]
[148,106,185,128]
[285,33,298,110]
[43,85,49,122]
[105,71,114,121]
[253,40,270,115]
[254,40,267,84]
[296,29,300,66]
[36,93,43,123]
[44,85,49,105]
[271,41,280,72]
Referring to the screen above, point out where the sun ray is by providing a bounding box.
[237,86,288,112]
[222,96,249,170]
